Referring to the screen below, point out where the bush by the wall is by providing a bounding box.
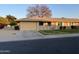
[71,26,79,29]
[10,22,17,26]
[60,26,66,30]
[14,25,20,30]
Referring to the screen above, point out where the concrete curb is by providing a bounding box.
[43,33,79,39]
[22,33,79,40]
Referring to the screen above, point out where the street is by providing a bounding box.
[0,36,79,54]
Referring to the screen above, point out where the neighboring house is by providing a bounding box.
[16,17,79,31]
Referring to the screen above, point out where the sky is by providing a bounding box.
[0,4,79,19]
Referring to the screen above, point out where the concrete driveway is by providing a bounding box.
[0,30,43,42]
[0,30,22,42]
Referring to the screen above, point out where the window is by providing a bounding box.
[39,21,43,26]
[58,22,62,26]
[48,22,51,26]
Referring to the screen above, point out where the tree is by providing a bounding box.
[0,17,4,20]
[0,17,9,24]
[6,15,17,26]
[6,15,16,22]
[27,5,52,18]
[0,17,5,24]
[40,5,52,18]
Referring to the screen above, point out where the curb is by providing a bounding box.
[43,33,79,39]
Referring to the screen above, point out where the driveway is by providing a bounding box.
[0,30,22,42]
[0,30,43,42]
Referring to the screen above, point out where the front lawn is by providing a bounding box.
[39,29,79,35]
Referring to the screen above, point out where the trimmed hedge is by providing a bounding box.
[71,26,79,29]
[14,25,20,30]
[60,26,66,30]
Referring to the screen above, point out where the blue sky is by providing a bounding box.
[0,4,79,19]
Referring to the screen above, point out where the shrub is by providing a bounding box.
[14,25,20,30]
[71,26,79,29]
[60,26,66,30]
[10,22,17,26]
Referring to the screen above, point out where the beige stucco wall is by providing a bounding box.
[18,21,53,31]
[19,21,79,31]
[19,22,37,31]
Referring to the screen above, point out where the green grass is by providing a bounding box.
[39,29,79,35]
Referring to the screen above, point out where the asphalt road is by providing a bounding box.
[0,36,79,54]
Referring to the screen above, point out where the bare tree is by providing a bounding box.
[40,5,52,18]
[27,5,52,18]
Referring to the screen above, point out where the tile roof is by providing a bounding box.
[16,17,79,22]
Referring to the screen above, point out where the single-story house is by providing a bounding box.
[16,17,79,31]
